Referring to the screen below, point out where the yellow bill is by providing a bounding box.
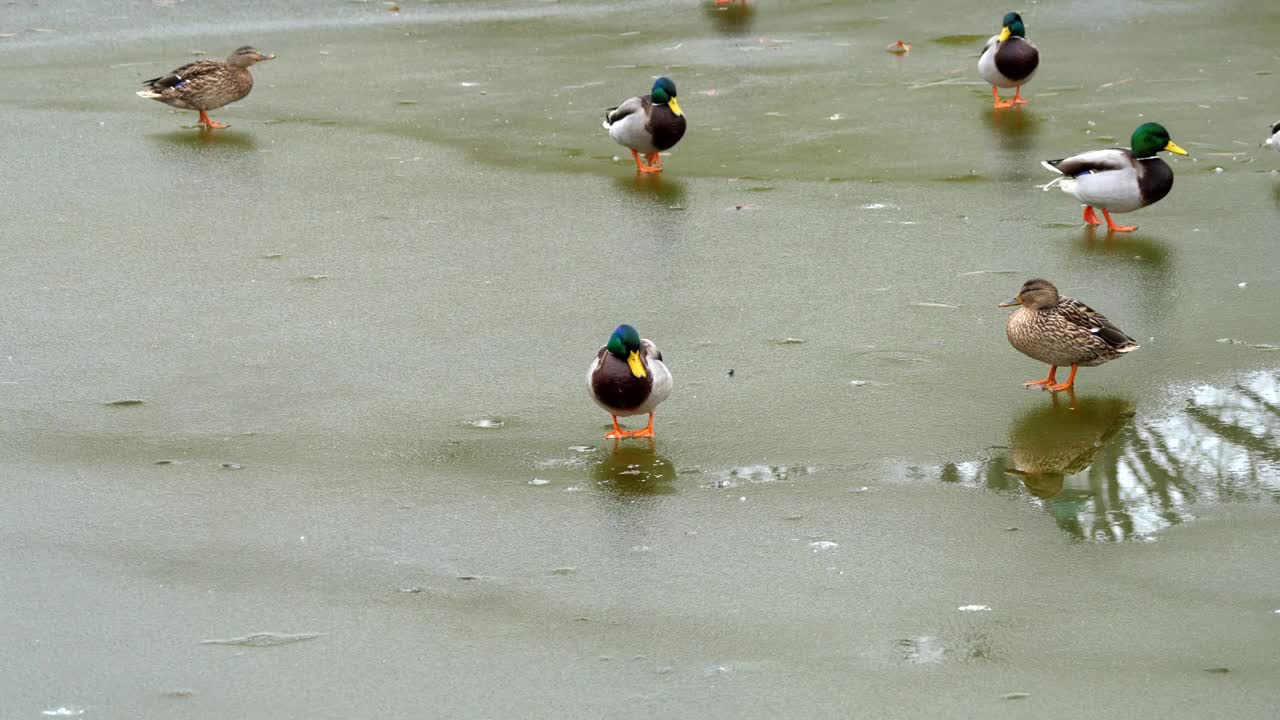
[998,26,1011,42]
[667,97,683,117]
[1164,141,1188,155]
[627,350,647,378]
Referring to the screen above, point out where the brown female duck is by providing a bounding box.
[1000,279,1138,392]
[137,46,275,129]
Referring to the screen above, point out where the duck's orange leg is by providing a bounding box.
[1082,206,1102,225]
[1023,366,1057,388]
[992,87,1014,110]
[197,110,229,129]
[631,150,661,174]
[605,415,628,439]
[1012,86,1028,105]
[1101,210,1137,233]
[625,413,656,438]
[1045,365,1079,393]
[646,153,663,171]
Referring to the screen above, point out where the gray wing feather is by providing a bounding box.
[1043,148,1134,177]
[603,95,650,126]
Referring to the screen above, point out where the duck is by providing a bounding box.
[1267,121,1280,153]
[603,77,687,173]
[587,324,672,439]
[1041,122,1188,232]
[999,279,1138,392]
[978,12,1039,109]
[137,46,275,129]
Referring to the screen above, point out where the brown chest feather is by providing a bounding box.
[591,350,653,411]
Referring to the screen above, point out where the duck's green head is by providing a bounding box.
[607,324,646,378]
[998,12,1026,42]
[1131,122,1188,158]
[651,77,683,117]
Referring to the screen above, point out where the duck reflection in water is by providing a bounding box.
[151,128,259,151]
[612,173,687,209]
[704,0,754,35]
[983,105,1041,157]
[926,373,1280,541]
[1004,394,1135,499]
[592,441,678,498]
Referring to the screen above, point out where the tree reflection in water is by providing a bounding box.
[921,372,1280,541]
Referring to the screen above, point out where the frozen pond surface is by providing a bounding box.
[2,0,1279,717]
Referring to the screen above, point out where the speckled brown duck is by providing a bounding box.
[1000,279,1138,392]
[137,46,275,129]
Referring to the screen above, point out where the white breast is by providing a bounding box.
[1067,167,1144,213]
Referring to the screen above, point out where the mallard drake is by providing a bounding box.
[1267,121,1280,152]
[978,12,1039,109]
[587,324,672,439]
[603,77,687,173]
[1041,122,1188,232]
[137,46,275,129]
[1000,279,1138,392]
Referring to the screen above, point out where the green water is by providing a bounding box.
[2,1,1279,717]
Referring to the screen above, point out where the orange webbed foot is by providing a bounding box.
[605,416,628,439]
[1042,366,1078,392]
[197,111,228,129]
[1083,206,1103,225]
[631,150,661,173]
[1022,367,1058,388]
[1101,210,1136,232]
[628,414,656,438]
